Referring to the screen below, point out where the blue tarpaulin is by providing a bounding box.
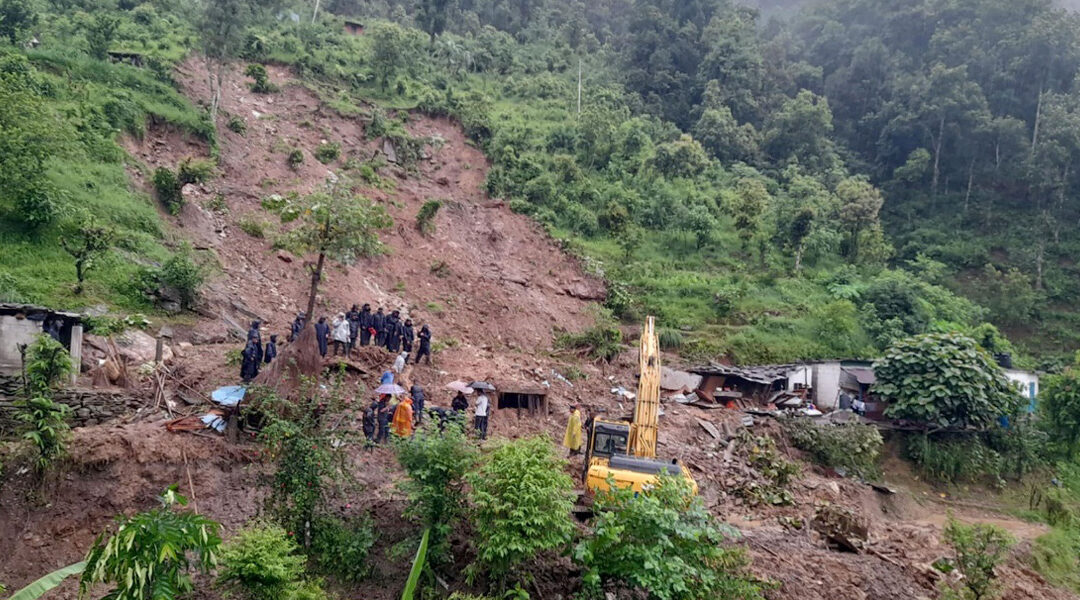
[211,386,246,407]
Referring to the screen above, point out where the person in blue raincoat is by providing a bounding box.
[314,316,330,357]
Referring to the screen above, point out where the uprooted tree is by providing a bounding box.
[264,175,392,326]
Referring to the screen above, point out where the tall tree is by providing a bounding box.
[418,0,453,40]
[266,176,393,324]
[836,176,883,262]
[199,0,270,127]
[60,218,113,294]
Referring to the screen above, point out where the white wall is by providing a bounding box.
[812,362,842,409]
[786,366,811,390]
[1004,369,1039,405]
[0,315,43,376]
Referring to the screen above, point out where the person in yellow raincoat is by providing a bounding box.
[392,397,414,437]
[563,404,582,455]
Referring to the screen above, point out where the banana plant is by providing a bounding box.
[401,528,430,600]
[5,561,85,600]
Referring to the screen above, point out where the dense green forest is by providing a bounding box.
[1,0,1079,366]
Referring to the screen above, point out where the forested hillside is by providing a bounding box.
[1,0,1078,367]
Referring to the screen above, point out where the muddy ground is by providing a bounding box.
[1,62,1077,600]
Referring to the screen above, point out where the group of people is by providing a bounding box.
[360,376,491,445]
[240,321,277,382]
[289,305,433,364]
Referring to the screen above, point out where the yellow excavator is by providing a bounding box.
[583,316,698,495]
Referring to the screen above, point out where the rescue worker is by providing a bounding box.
[240,339,261,382]
[385,310,402,352]
[474,390,489,440]
[563,403,583,456]
[247,320,262,345]
[400,319,415,359]
[410,384,425,425]
[263,334,278,364]
[376,395,392,443]
[332,313,350,356]
[289,312,305,342]
[392,396,414,437]
[414,324,432,364]
[372,307,386,347]
[362,400,377,448]
[393,351,408,374]
[359,304,373,346]
[314,316,330,357]
[347,304,361,354]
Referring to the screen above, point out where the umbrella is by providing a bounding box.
[375,383,407,395]
[446,381,474,394]
[469,381,496,392]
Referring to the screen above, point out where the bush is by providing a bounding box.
[576,475,764,600]
[941,518,1014,600]
[309,514,375,583]
[245,63,277,94]
[557,319,623,363]
[237,216,267,238]
[81,487,221,600]
[395,422,477,564]
[159,245,204,310]
[24,333,73,396]
[16,395,71,474]
[288,149,304,168]
[732,429,799,506]
[876,333,1018,429]
[228,115,248,135]
[314,142,340,164]
[658,328,684,350]
[153,167,182,214]
[416,200,441,235]
[1041,369,1080,457]
[784,419,882,478]
[218,523,319,600]
[904,433,1003,484]
[466,437,575,587]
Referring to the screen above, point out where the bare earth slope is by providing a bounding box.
[2,62,1078,600]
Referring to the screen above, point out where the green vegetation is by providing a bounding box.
[287,148,304,168]
[576,474,764,600]
[244,63,277,94]
[784,419,883,479]
[313,142,341,164]
[395,422,477,565]
[217,523,329,600]
[940,518,1014,600]
[466,437,575,589]
[416,200,441,235]
[80,487,221,600]
[16,335,73,475]
[264,177,393,320]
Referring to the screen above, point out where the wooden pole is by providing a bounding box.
[69,324,83,386]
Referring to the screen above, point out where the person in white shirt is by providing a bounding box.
[392,351,408,374]
[474,392,489,440]
[332,313,350,356]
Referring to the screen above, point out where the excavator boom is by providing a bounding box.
[627,316,660,458]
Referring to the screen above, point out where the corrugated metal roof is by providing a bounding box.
[843,367,876,385]
[688,363,799,385]
[0,303,82,319]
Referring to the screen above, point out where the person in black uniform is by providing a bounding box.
[240,339,261,382]
[414,324,432,364]
[289,312,305,342]
[263,334,278,364]
[314,316,330,357]
[359,304,373,346]
[385,310,402,352]
[373,307,386,347]
[400,319,415,361]
[347,305,361,355]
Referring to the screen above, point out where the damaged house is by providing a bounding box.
[0,303,84,383]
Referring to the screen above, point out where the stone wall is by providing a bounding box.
[0,375,144,432]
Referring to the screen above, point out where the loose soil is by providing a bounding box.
[3,61,1077,600]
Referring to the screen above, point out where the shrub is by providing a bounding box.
[416,200,441,235]
[876,333,1018,429]
[81,487,221,600]
[430,260,450,278]
[1041,369,1080,458]
[466,437,575,587]
[24,333,73,396]
[733,429,799,506]
[16,396,71,474]
[395,422,477,564]
[658,328,684,350]
[941,518,1014,600]
[228,115,248,135]
[159,245,204,310]
[576,474,764,600]
[288,149,304,168]
[245,63,277,94]
[557,320,623,363]
[784,419,882,478]
[153,167,182,214]
[904,433,1003,484]
[309,514,375,583]
[217,522,317,600]
[313,142,340,164]
[237,216,267,238]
